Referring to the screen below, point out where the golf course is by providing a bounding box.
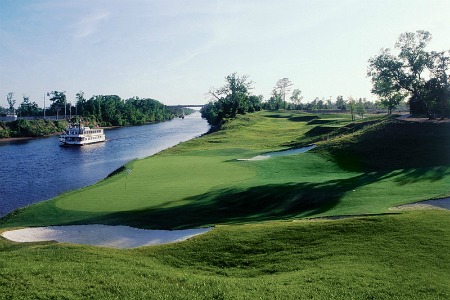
[1,111,449,299]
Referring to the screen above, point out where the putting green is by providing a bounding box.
[56,155,255,212]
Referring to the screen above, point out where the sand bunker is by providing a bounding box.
[238,145,316,161]
[393,198,450,210]
[1,225,212,249]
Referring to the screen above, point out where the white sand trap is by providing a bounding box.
[237,155,270,161]
[393,198,450,210]
[1,225,212,249]
[237,145,316,161]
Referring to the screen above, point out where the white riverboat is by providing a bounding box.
[59,123,105,146]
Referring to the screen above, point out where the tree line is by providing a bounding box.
[200,75,393,127]
[201,30,449,126]
[1,92,188,126]
[200,73,379,126]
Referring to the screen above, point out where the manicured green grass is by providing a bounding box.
[2,111,449,229]
[0,210,449,299]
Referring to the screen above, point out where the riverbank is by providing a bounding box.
[0,118,67,139]
[0,114,194,141]
[0,131,63,143]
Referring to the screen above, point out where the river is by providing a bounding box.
[0,112,209,217]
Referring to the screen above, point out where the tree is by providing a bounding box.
[368,30,449,118]
[273,78,293,110]
[47,91,67,119]
[209,72,253,116]
[347,97,356,121]
[75,94,173,126]
[336,95,346,110]
[356,98,366,118]
[17,96,40,117]
[317,98,325,110]
[379,91,406,115]
[371,75,407,114]
[426,51,450,118]
[6,92,15,111]
[76,91,86,116]
[202,72,255,125]
[290,88,303,109]
[248,95,263,112]
[326,98,333,109]
[268,89,283,110]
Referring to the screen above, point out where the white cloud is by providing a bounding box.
[72,11,110,39]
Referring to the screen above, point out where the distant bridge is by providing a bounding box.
[167,104,204,108]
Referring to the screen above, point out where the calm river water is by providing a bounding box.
[0,112,209,217]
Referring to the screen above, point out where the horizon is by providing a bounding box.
[1,0,449,108]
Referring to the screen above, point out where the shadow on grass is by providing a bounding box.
[305,126,336,137]
[394,166,450,185]
[307,119,336,125]
[264,114,292,119]
[289,115,319,122]
[68,172,403,229]
[3,167,446,229]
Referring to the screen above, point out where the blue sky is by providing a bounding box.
[1,0,449,107]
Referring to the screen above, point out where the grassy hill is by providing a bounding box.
[1,111,449,299]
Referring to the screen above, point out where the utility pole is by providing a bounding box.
[64,97,67,120]
[43,93,46,119]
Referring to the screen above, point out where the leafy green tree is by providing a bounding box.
[266,89,283,110]
[75,91,86,116]
[371,74,407,114]
[76,94,174,126]
[273,78,293,109]
[356,98,366,118]
[317,98,325,110]
[290,88,303,109]
[47,91,68,119]
[6,92,15,112]
[248,95,263,112]
[336,95,346,110]
[347,97,356,121]
[202,72,255,125]
[326,98,333,109]
[17,96,40,117]
[426,51,450,118]
[368,30,449,118]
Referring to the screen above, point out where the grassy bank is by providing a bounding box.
[1,111,449,298]
[0,210,449,299]
[0,119,67,139]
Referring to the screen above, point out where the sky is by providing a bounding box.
[1,0,449,108]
